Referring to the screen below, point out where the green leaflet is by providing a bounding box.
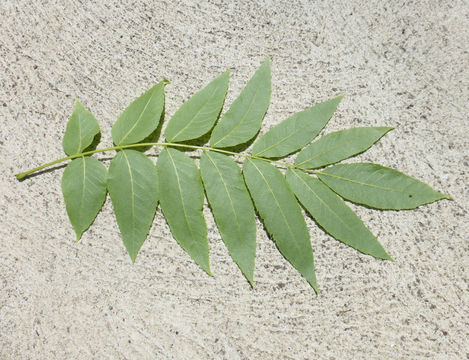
[62,100,100,156]
[157,147,211,275]
[107,150,158,262]
[61,157,107,241]
[252,96,343,158]
[111,80,167,146]
[210,58,271,148]
[286,169,391,260]
[165,70,229,142]
[243,158,317,291]
[318,163,449,210]
[200,151,256,285]
[295,127,393,169]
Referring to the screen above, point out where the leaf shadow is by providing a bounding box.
[171,131,212,152]
[17,163,68,181]
[83,132,102,153]
[214,134,258,154]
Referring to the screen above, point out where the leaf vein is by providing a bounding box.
[122,151,136,252]
[320,171,408,193]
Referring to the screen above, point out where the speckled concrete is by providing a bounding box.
[1,1,468,359]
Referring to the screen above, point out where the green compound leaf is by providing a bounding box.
[243,158,317,292]
[62,157,107,241]
[318,163,450,210]
[62,100,100,156]
[252,96,343,158]
[200,151,256,285]
[286,169,391,260]
[210,58,271,148]
[107,150,158,262]
[295,127,393,169]
[112,80,167,146]
[15,58,452,293]
[165,70,229,142]
[157,147,211,275]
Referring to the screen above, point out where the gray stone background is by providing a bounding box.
[1,1,467,359]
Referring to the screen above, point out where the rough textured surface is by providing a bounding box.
[1,1,468,359]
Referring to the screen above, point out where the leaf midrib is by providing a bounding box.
[320,167,409,194]
[79,157,86,228]
[122,151,136,252]
[76,111,83,154]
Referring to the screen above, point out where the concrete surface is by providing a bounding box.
[1,1,468,359]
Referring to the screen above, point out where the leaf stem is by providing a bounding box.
[15,142,319,180]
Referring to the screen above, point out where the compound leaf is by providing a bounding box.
[286,169,391,260]
[62,100,100,156]
[157,147,211,275]
[200,151,256,285]
[112,80,167,146]
[107,150,158,262]
[210,58,271,148]
[252,96,343,158]
[62,157,107,241]
[243,158,317,291]
[165,70,229,142]
[295,127,393,169]
[317,163,449,210]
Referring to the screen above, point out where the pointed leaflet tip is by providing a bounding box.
[442,193,453,200]
[129,251,137,264]
[329,94,344,106]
